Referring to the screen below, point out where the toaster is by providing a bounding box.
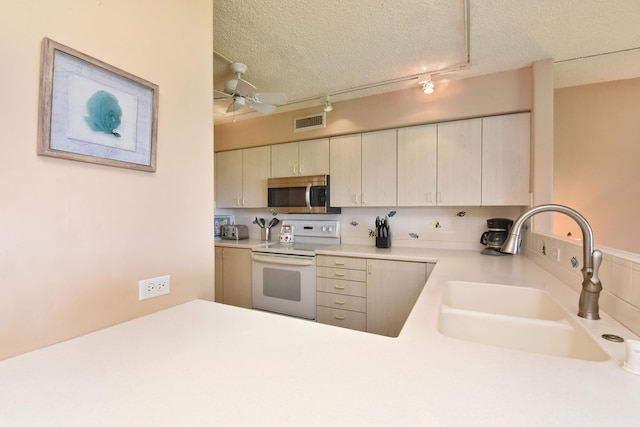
[220,224,249,240]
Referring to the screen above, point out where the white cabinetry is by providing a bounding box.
[215,146,271,208]
[330,130,397,207]
[436,118,483,206]
[397,124,437,206]
[316,255,367,332]
[481,112,530,206]
[214,247,252,309]
[316,255,433,337]
[271,138,329,178]
[366,259,431,337]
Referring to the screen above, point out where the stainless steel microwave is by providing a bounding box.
[267,175,341,214]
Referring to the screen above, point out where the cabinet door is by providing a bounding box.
[361,129,397,206]
[221,247,252,309]
[271,142,299,178]
[242,146,271,208]
[298,138,329,176]
[330,134,362,207]
[215,150,243,208]
[214,247,224,303]
[482,113,531,206]
[397,124,437,206]
[367,259,427,337]
[437,119,482,206]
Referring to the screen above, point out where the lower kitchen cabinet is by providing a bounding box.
[316,255,368,331]
[214,247,252,309]
[367,259,433,337]
[316,255,433,336]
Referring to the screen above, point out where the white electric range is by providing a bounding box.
[251,220,340,319]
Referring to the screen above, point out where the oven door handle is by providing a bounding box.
[252,253,315,267]
[305,183,312,211]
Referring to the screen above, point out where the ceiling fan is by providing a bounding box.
[215,62,287,117]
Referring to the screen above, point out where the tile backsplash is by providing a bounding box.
[222,206,524,250]
[524,231,640,335]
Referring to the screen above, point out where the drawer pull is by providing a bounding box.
[334,261,346,266]
[334,285,346,290]
[334,273,345,277]
[334,315,346,320]
[334,300,346,305]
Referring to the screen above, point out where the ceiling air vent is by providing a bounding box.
[294,112,326,132]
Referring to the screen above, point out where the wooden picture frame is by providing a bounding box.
[38,38,159,172]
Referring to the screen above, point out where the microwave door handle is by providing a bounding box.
[305,183,312,211]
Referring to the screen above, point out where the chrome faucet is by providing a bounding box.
[501,204,603,320]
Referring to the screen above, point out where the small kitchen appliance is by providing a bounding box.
[220,224,249,240]
[480,218,513,256]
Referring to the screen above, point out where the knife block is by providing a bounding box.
[376,236,391,248]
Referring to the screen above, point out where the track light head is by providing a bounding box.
[323,95,333,112]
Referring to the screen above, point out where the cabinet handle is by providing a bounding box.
[242,197,246,206]
[334,315,346,320]
[334,300,346,305]
[293,165,298,175]
[361,193,367,204]
[236,197,242,206]
[437,192,442,203]
[334,261,345,266]
[334,285,346,290]
[299,164,303,174]
[427,192,433,203]
[334,273,345,277]
[353,194,359,204]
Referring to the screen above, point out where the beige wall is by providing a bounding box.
[214,67,532,151]
[554,77,640,254]
[0,0,214,360]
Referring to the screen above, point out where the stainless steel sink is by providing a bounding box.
[438,281,609,361]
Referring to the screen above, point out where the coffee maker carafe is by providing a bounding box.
[480,218,513,255]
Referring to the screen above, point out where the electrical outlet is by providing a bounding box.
[551,247,561,262]
[138,275,171,300]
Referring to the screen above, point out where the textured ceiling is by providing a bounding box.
[214,0,640,123]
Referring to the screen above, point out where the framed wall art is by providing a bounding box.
[38,38,159,172]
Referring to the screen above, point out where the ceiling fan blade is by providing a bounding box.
[235,78,256,96]
[253,92,287,105]
[249,102,277,114]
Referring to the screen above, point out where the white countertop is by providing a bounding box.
[2,247,640,426]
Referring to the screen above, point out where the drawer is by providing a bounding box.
[317,266,367,282]
[317,255,366,270]
[317,306,366,332]
[317,277,367,297]
[317,291,366,313]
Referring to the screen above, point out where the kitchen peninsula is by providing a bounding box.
[1,247,639,426]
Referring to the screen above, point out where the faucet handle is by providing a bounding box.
[592,249,603,283]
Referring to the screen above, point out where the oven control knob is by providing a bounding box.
[328,226,334,232]
[321,226,327,232]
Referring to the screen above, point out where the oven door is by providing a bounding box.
[252,252,316,320]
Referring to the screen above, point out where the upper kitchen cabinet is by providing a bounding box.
[271,138,329,178]
[397,124,437,206]
[215,146,271,208]
[481,113,531,206]
[330,130,397,207]
[437,118,483,206]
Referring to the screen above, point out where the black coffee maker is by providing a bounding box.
[480,218,513,256]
